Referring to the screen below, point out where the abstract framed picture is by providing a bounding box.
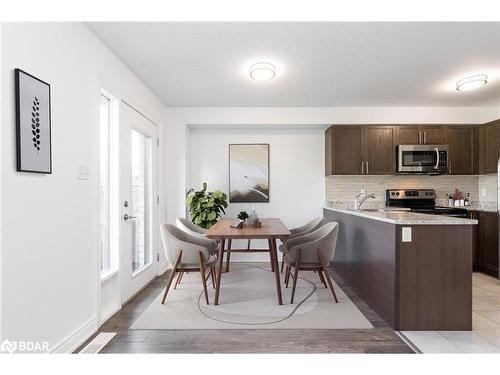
[15,69,52,174]
[229,144,269,203]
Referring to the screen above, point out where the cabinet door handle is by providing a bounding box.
[449,161,452,174]
[418,131,422,144]
[423,131,427,144]
[366,161,369,174]
[361,161,364,174]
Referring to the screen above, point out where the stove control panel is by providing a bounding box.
[386,189,436,200]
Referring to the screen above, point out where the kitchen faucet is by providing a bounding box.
[353,192,377,210]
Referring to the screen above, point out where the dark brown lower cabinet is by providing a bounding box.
[470,210,499,277]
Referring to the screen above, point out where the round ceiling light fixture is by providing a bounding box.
[456,74,488,92]
[249,62,276,81]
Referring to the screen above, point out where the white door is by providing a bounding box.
[121,103,158,303]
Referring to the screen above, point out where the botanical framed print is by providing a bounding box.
[229,144,269,203]
[15,69,52,173]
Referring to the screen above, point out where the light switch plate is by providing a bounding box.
[481,188,487,197]
[77,164,89,180]
[402,227,412,242]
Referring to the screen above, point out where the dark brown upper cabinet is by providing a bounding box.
[394,126,445,145]
[326,126,394,175]
[362,127,395,175]
[446,126,477,175]
[479,120,500,174]
[326,126,362,175]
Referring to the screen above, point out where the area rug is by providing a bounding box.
[130,263,373,329]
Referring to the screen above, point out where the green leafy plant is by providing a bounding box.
[237,211,249,221]
[186,183,228,229]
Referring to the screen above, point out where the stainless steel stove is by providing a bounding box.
[386,188,468,218]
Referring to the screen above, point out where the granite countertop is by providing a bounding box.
[324,206,478,225]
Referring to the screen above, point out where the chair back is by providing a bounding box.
[160,223,212,265]
[176,217,207,235]
[290,217,322,235]
[287,222,339,265]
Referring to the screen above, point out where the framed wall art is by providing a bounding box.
[229,143,269,203]
[15,68,52,173]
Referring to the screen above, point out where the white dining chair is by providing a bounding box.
[160,224,218,305]
[283,222,340,304]
[279,217,324,273]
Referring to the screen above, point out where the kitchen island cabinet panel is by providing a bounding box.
[324,208,473,331]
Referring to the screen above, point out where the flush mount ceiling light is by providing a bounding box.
[456,74,488,92]
[249,62,276,81]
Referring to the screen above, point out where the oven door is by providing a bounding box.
[397,145,449,174]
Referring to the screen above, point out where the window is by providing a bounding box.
[99,91,119,278]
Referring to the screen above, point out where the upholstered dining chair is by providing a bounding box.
[279,217,324,273]
[160,224,218,305]
[282,222,340,304]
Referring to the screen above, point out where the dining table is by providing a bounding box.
[204,218,291,305]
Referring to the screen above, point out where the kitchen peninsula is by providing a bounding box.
[324,207,477,331]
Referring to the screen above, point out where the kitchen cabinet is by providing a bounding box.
[362,127,395,175]
[326,126,362,175]
[470,210,499,277]
[325,126,394,175]
[394,126,445,145]
[446,126,477,175]
[479,120,500,174]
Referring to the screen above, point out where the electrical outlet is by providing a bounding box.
[481,188,487,197]
[402,227,412,242]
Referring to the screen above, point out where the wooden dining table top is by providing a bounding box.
[205,218,291,240]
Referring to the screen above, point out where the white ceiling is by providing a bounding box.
[86,22,500,107]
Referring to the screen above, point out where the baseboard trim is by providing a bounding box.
[50,316,98,353]
[158,261,169,275]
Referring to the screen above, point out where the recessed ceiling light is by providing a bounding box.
[250,62,276,81]
[456,74,488,92]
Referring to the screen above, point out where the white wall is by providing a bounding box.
[188,127,324,259]
[0,23,165,352]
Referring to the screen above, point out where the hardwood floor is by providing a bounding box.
[76,265,414,354]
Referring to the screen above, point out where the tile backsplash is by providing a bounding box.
[325,174,498,210]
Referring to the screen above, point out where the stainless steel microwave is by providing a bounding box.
[397,145,449,174]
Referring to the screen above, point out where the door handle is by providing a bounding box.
[434,147,440,170]
[123,213,137,221]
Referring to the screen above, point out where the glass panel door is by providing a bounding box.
[121,103,158,302]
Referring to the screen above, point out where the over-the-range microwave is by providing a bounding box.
[397,144,449,174]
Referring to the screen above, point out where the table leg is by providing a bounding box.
[225,239,232,272]
[214,238,225,305]
[270,238,283,305]
[268,239,275,272]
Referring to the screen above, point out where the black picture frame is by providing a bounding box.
[15,68,52,174]
[229,143,270,203]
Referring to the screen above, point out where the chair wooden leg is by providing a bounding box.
[210,266,216,289]
[285,265,291,287]
[225,239,232,272]
[280,256,284,273]
[174,272,183,289]
[317,249,338,303]
[290,250,301,304]
[162,250,182,304]
[317,269,328,288]
[198,252,210,305]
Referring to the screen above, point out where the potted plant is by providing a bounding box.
[185,183,228,229]
[237,210,249,222]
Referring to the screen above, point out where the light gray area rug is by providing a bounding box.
[131,263,373,330]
